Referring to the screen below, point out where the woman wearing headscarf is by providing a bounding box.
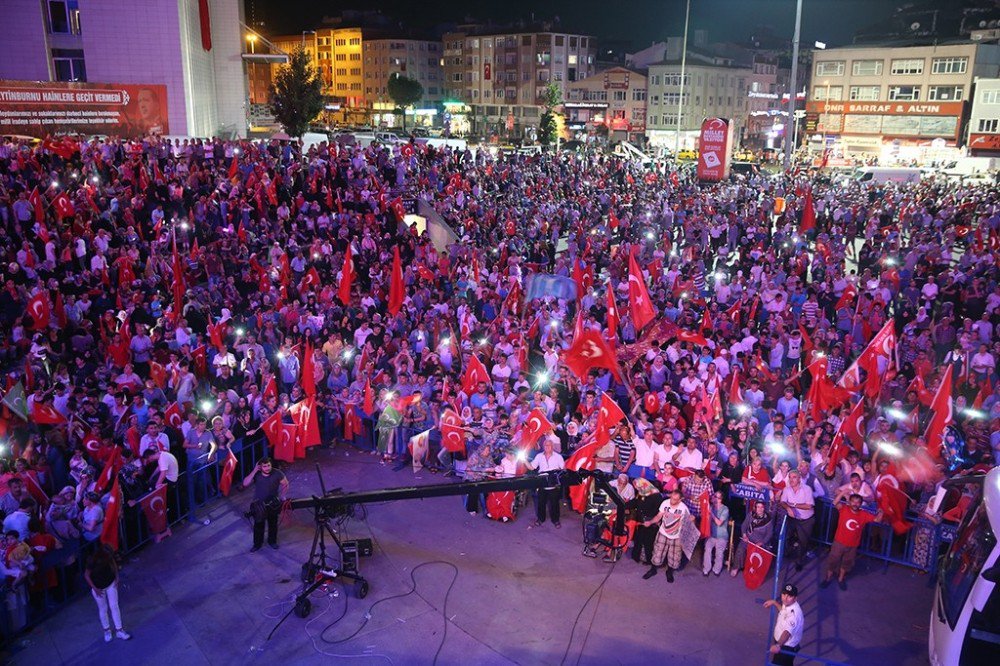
[731,500,775,577]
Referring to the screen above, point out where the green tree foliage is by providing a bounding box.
[387,74,424,130]
[268,47,324,138]
[538,82,563,147]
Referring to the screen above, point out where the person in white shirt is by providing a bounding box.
[138,422,169,455]
[528,437,564,528]
[780,471,815,571]
[673,438,705,473]
[763,583,804,664]
[629,430,658,480]
[642,488,693,582]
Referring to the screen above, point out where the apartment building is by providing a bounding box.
[442,28,596,138]
[805,41,1000,160]
[967,77,1000,154]
[273,27,365,110]
[365,39,443,128]
[564,67,647,144]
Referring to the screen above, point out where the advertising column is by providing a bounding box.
[696,117,733,182]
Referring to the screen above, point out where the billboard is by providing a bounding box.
[696,117,733,182]
[0,80,168,138]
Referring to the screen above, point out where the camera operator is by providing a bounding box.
[243,458,288,552]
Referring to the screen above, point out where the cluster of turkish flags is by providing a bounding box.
[260,341,322,462]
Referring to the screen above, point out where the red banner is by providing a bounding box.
[0,80,169,137]
[969,133,1000,151]
[696,117,733,182]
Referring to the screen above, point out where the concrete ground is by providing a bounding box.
[6,446,932,665]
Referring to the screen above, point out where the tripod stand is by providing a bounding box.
[293,472,369,619]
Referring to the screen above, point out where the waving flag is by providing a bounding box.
[440,408,466,454]
[628,250,656,331]
[799,189,816,233]
[461,355,490,394]
[27,292,50,330]
[606,281,620,340]
[519,408,554,449]
[923,367,953,460]
[99,478,122,551]
[743,542,774,590]
[562,330,621,382]
[596,394,626,444]
[219,448,239,496]
[565,439,602,513]
[140,485,169,534]
[338,244,354,305]
[388,246,404,316]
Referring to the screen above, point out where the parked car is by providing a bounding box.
[677,148,698,161]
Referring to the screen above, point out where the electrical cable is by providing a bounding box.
[559,555,619,666]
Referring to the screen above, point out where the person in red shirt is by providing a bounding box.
[821,494,882,591]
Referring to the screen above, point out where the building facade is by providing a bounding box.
[564,67,646,144]
[967,77,1000,155]
[365,39,444,128]
[644,61,756,150]
[805,41,1000,161]
[442,29,597,139]
[0,0,247,137]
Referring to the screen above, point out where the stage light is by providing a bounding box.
[516,450,527,462]
[645,231,654,240]
[736,404,750,415]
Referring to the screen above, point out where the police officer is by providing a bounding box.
[763,583,803,665]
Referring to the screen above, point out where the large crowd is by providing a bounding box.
[0,131,997,645]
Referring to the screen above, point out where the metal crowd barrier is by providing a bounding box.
[0,435,269,643]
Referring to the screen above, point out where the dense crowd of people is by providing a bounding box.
[0,131,997,647]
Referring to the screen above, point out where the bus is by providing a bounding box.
[929,466,1000,665]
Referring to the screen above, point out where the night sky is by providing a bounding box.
[255,0,900,50]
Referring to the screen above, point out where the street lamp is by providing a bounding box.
[783,0,803,171]
[246,34,258,54]
[675,0,691,156]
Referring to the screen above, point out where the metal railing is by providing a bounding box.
[0,435,269,643]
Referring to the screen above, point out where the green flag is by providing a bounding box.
[1,382,28,421]
[375,405,402,455]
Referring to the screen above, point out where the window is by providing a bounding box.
[522,36,532,46]
[812,85,843,101]
[815,60,845,76]
[335,54,346,61]
[613,90,626,101]
[568,54,577,65]
[648,115,658,126]
[350,53,360,61]
[496,89,504,98]
[553,71,563,81]
[51,48,85,81]
[48,0,80,35]
[982,90,1000,105]
[350,68,361,76]
[632,89,646,101]
[650,74,660,86]
[931,57,968,75]
[662,74,690,87]
[849,86,879,101]
[336,83,347,91]
[852,60,883,76]
[890,59,923,75]
[350,83,361,91]
[349,38,360,46]
[335,39,346,46]
[888,85,920,101]
[650,94,659,105]
[631,107,645,120]
[929,85,963,101]
[555,35,565,46]
[335,68,346,76]
[978,118,999,133]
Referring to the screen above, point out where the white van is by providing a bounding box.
[855,167,922,185]
[300,132,329,154]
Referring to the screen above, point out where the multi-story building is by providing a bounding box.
[645,59,760,150]
[365,39,443,128]
[564,67,647,144]
[272,27,366,114]
[0,0,247,137]
[967,77,1000,155]
[805,41,1000,162]
[443,26,597,139]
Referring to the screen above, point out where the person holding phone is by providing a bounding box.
[243,458,288,552]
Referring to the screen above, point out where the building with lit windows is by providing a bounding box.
[365,39,444,129]
[564,67,647,144]
[805,41,1000,162]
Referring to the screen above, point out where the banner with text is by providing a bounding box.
[696,117,733,182]
[0,80,168,138]
[730,482,770,504]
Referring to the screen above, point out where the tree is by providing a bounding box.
[387,74,423,131]
[538,82,563,148]
[268,47,324,138]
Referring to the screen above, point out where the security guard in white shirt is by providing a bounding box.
[763,583,803,665]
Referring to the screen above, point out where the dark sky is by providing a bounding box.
[254,0,900,50]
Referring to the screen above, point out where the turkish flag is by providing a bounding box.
[628,250,656,331]
[192,345,208,377]
[596,394,626,443]
[923,367,953,460]
[563,330,621,382]
[878,481,912,534]
[53,192,76,219]
[273,421,297,463]
[606,281,620,340]
[834,283,857,312]
[743,542,774,590]
[162,404,184,433]
[219,448,239,496]
[799,324,814,353]
[301,339,316,398]
[207,320,226,352]
[520,408,554,449]
[29,187,45,223]
[300,266,321,294]
[842,399,866,453]
[388,246,404,316]
[228,156,238,180]
[263,376,277,400]
[799,189,816,233]
[461,354,490,395]
[699,307,713,334]
[676,329,709,347]
[973,376,993,410]
[289,397,321,455]
[565,440,601,513]
[363,380,375,416]
[83,429,110,463]
[27,292,50,330]
[149,361,168,389]
[728,368,744,405]
[140,485,169,534]
[825,429,851,476]
[99,477,122,551]
[417,264,435,282]
[440,408,466,454]
[31,402,66,425]
[699,491,712,538]
[94,448,122,495]
[171,238,186,323]
[344,407,362,440]
[337,245,354,305]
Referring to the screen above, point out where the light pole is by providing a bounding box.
[783,0,803,170]
[246,34,257,54]
[675,0,691,156]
